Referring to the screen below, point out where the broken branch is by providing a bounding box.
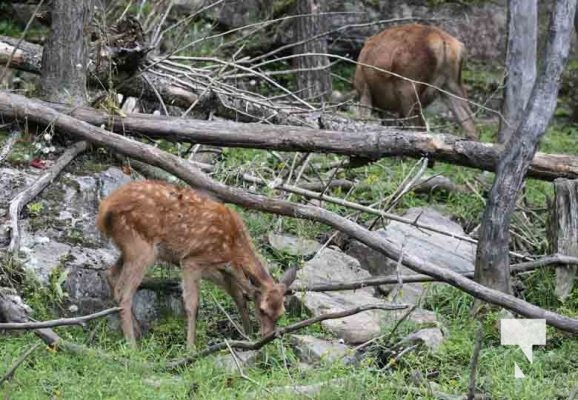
[0,342,42,387]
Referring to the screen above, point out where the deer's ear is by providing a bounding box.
[278,266,298,289]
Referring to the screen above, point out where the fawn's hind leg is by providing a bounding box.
[106,256,143,338]
[112,239,156,348]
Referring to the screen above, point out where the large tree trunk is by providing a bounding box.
[293,0,332,102]
[498,0,538,144]
[475,0,576,299]
[40,0,94,104]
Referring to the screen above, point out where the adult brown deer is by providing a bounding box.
[353,23,477,139]
[97,180,297,349]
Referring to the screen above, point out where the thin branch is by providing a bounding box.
[382,343,420,371]
[353,305,418,352]
[209,292,250,341]
[165,303,408,369]
[0,307,121,330]
[0,342,42,386]
[7,140,89,252]
[224,340,272,393]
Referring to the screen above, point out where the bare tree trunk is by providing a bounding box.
[40,0,93,104]
[549,179,578,301]
[475,0,576,299]
[293,0,332,102]
[498,0,538,144]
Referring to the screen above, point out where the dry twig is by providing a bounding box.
[467,323,484,400]
[0,307,121,330]
[0,342,42,386]
[0,0,45,82]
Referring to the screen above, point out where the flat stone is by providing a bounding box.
[402,328,445,352]
[347,207,476,305]
[214,350,259,373]
[290,334,351,364]
[268,232,322,257]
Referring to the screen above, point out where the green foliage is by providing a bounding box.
[26,202,44,217]
[0,255,26,289]
[0,20,21,37]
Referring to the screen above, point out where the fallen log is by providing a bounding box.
[8,99,578,181]
[1,91,577,334]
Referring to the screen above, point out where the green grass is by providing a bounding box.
[2,295,577,399]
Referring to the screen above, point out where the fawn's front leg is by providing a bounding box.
[220,270,254,336]
[182,261,203,349]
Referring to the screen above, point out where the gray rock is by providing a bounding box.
[293,248,436,344]
[214,350,259,373]
[0,287,31,323]
[347,207,476,305]
[402,328,445,352]
[290,334,351,364]
[98,166,133,199]
[268,232,322,257]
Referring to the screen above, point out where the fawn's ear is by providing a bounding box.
[278,266,298,290]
